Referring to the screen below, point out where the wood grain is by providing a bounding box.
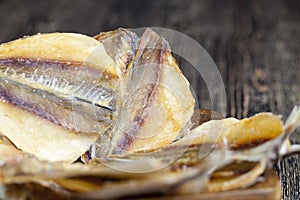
[0,0,299,199]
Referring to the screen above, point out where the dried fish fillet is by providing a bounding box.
[94,28,195,157]
[109,112,283,169]
[225,113,283,149]
[0,101,98,163]
[171,112,283,150]
[0,28,194,162]
[0,28,300,199]
[0,30,138,162]
[0,107,299,199]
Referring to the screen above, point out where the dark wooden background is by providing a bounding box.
[0,0,299,199]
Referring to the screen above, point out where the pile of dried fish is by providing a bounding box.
[0,28,299,199]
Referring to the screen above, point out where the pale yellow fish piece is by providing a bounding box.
[0,33,117,76]
[0,101,98,163]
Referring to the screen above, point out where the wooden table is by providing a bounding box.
[0,0,299,199]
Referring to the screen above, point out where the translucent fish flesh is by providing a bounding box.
[0,28,299,199]
[0,29,138,162]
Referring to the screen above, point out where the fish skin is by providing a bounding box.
[0,30,138,162]
[0,59,115,133]
[1,29,298,199]
[107,28,167,155]
[94,28,139,77]
[97,28,195,157]
[0,28,195,162]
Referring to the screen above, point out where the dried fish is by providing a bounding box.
[0,28,194,163]
[0,29,138,163]
[0,28,299,199]
[107,28,194,155]
[0,108,299,199]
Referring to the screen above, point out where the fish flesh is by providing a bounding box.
[0,107,299,199]
[102,28,195,156]
[0,28,194,163]
[0,28,300,199]
[0,29,138,162]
